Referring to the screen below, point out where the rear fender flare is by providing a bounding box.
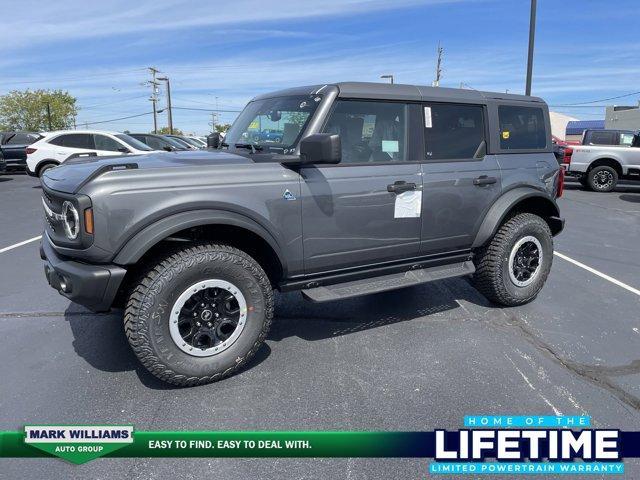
[471,187,561,248]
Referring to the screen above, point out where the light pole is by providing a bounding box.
[380,74,394,84]
[525,0,537,96]
[158,77,173,134]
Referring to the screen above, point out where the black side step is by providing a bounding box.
[301,261,475,303]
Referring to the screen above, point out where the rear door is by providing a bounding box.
[49,133,96,160]
[300,99,422,274]
[419,102,502,254]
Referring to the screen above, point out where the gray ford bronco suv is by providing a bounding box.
[40,82,564,386]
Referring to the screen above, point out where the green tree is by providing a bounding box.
[214,123,231,133]
[156,126,184,135]
[0,89,77,131]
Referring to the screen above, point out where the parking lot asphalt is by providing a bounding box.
[1,172,639,479]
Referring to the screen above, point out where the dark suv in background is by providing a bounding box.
[0,131,42,171]
[39,82,564,386]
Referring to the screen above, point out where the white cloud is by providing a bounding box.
[1,0,458,48]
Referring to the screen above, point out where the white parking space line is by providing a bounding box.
[554,251,640,297]
[0,236,42,254]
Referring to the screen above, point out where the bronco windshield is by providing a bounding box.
[224,94,322,153]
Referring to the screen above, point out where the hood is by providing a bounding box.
[42,150,256,194]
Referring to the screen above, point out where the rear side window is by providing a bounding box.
[620,133,635,146]
[423,104,485,160]
[498,105,547,150]
[49,133,94,149]
[585,131,617,145]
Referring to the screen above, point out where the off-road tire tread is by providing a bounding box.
[124,243,273,386]
[473,213,552,306]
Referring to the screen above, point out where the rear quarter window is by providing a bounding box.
[498,105,547,150]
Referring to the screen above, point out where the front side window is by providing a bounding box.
[225,95,322,153]
[424,103,485,160]
[498,105,547,150]
[322,100,407,163]
[49,133,94,149]
[94,134,123,152]
[116,134,153,151]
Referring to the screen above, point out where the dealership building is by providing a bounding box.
[605,104,640,131]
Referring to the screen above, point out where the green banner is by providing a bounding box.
[2,429,419,464]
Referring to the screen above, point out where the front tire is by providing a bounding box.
[587,165,618,192]
[472,213,553,306]
[124,244,273,386]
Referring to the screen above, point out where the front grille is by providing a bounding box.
[41,189,65,240]
[42,190,53,204]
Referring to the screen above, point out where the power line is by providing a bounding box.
[79,111,154,126]
[80,94,149,109]
[0,68,147,86]
[549,105,610,108]
[171,97,242,108]
[172,106,241,113]
[557,90,640,106]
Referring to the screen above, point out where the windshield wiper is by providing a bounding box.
[234,143,263,154]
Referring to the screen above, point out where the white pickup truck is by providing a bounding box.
[563,131,640,192]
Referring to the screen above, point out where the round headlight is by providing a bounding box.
[62,201,80,240]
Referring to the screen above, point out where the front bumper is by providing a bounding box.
[40,234,126,312]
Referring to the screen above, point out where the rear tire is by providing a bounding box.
[587,165,617,192]
[124,243,273,386]
[472,213,553,306]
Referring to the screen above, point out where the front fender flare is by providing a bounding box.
[471,187,561,249]
[113,209,287,276]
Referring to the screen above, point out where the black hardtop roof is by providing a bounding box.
[252,82,545,104]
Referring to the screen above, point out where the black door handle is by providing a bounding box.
[473,175,497,186]
[387,181,417,194]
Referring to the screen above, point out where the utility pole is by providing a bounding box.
[380,74,394,84]
[158,76,173,134]
[45,102,52,130]
[433,42,443,87]
[210,112,217,132]
[525,0,537,96]
[147,67,160,133]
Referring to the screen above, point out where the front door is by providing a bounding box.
[301,100,422,274]
[419,102,502,254]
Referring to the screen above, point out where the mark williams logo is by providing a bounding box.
[430,416,624,475]
[24,425,133,464]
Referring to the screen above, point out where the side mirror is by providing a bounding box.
[207,132,221,149]
[299,133,341,165]
[118,147,130,154]
[163,146,173,152]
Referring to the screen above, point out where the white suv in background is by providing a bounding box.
[26,130,156,177]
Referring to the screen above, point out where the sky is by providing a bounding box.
[1,0,638,135]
